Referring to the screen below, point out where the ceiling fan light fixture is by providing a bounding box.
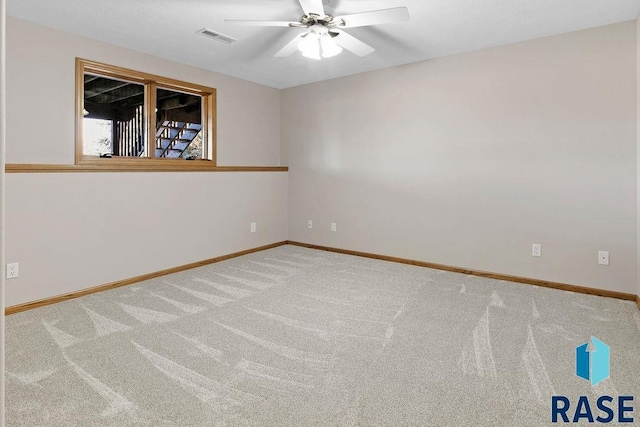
[298,26,342,60]
[298,35,322,60]
[320,36,342,58]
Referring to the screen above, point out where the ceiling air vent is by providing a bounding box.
[197,28,237,45]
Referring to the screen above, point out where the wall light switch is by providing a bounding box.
[250,222,256,233]
[308,220,313,229]
[331,223,337,232]
[598,251,609,266]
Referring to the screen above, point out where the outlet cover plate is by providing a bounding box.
[598,251,609,266]
[6,262,19,279]
[532,244,541,257]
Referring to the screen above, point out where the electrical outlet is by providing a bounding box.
[331,223,337,232]
[250,222,256,233]
[308,220,313,229]
[6,262,19,279]
[532,244,541,257]
[598,251,609,266]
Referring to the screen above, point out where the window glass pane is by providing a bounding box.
[155,88,203,159]
[83,74,146,157]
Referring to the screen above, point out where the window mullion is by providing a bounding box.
[201,95,208,161]
[207,93,216,165]
[147,81,156,159]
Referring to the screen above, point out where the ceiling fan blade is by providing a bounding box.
[225,20,297,27]
[334,7,410,28]
[298,0,325,16]
[332,30,374,57]
[275,33,306,57]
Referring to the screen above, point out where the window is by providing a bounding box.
[76,58,216,167]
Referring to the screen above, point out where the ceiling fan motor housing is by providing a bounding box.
[300,13,341,28]
[308,23,329,35]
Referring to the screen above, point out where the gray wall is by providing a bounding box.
[1,0,6,416]
[5,18,288,306]
[282,22,637,295]
[6,17,640,306]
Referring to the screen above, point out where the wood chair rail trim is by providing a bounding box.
[5,163,288,173]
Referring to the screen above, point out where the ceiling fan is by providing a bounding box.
[225,0,409,59]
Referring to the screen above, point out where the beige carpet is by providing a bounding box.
[5,245,640,426]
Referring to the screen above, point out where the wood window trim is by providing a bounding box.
[76,58,217,169]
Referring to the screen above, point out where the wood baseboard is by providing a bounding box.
[5,241,288,315]
[287,241,638,303]
[7,240,638,315]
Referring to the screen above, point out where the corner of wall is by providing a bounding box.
[636,15,640,308]
[0,0,7,414]
[636,14,640,304]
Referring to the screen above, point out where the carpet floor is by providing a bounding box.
[5,245,640,426]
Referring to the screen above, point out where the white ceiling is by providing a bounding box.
[8,0,640,89]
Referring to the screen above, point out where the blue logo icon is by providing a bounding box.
[576,337,610,386]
